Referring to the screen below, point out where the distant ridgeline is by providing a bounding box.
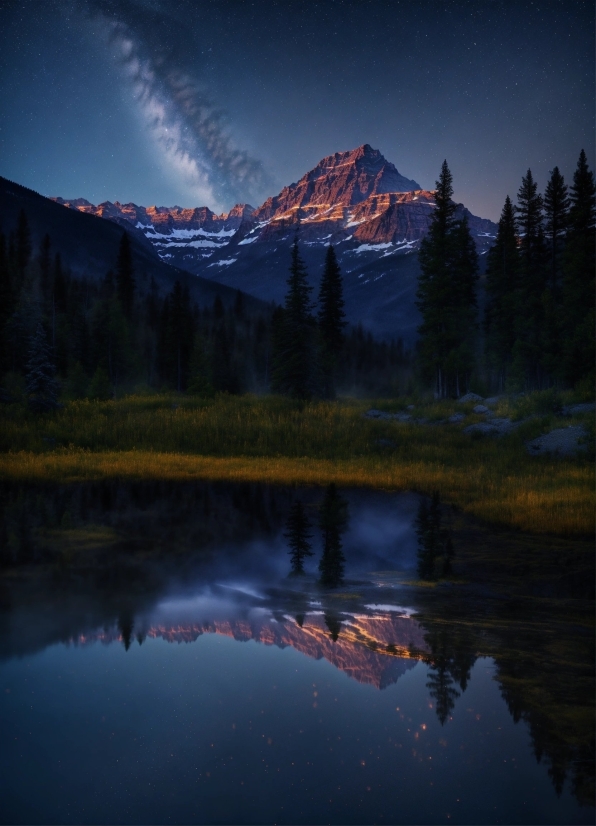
[0,175,408,401]
[0,144,594,404]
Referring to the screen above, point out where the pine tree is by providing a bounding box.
[484,196,521,390]
[318,244,346,398]
[544,166,569,292]
[417,161,478,397]
[561,150,595,388]
[25,321,59,410]
[116,232,135,319]
[513,169,548,389]
[284,501,313,576]
[271,238,318,398]
[318,483,348,588]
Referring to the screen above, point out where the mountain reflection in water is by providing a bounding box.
[0,481,593,824]
[68,602,425,690]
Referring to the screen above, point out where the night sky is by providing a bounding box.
[1,0,593,220]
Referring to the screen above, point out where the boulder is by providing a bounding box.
[463,418,518,437]
[526,426,589,457]
[458,393,484,403]
[473,404,489,414]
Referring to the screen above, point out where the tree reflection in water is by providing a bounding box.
[0,479,593,809]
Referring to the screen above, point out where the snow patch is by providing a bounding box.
[353,242,393,253]
[207,258,237,268]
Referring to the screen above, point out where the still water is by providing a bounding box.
[0,484,593,824]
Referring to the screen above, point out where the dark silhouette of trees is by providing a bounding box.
[318,483,348,587]
[285,500,313,575]
[544,166,569,293]
[415,492,453,580]
[118,613,134,651]
[159,280,194,391]
[271,238,317,398]
[561,150,595,388]
[15,209,31,280]
[318,244,346,398]
[116,232,135,320]
[25,321,59,410]
[324,611,342,642]
[484,196,520,390]
[511,169,548,389]
[417,161,478,397]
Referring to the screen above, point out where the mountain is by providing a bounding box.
[0,176,265,312]
[51,145,498,342]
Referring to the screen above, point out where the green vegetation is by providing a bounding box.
[0,393,592,536]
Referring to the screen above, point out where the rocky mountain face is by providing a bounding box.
[53,145,497,342]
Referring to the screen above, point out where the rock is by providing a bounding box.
[526,426,588,457]
[561,402,595,416]
[406,405,415,410]
[448,413,465,423]
[392,412,412,422]
[458,393,484,403]
[463,418,518,436]
[484,396,502,407]
[365,409,392,420]
[473,404,489,414]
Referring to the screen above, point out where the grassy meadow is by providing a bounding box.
[0,392,593,536]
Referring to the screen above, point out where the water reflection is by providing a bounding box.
[0,480,593,822]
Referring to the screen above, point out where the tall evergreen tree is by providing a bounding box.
[417,161,478,397]
[484,196,521,390]
[271,238,317,398]
[512,169,548,389]
[318,244,346,398]
[285,501,313,576]
[116,232,135,319]
[561,150,596,387]
[544,166,569,292]
[25,321,59,410]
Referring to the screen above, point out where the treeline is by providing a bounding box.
[416,150,595,396]
[0,218,410,406]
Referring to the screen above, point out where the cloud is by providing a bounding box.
[87,3,273,210]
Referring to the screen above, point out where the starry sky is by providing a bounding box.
[0,0,593,220]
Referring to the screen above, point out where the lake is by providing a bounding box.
[0,482,593,824]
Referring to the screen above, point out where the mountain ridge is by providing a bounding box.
[50,145,497,341]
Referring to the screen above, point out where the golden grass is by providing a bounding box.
[0,448,592,536]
